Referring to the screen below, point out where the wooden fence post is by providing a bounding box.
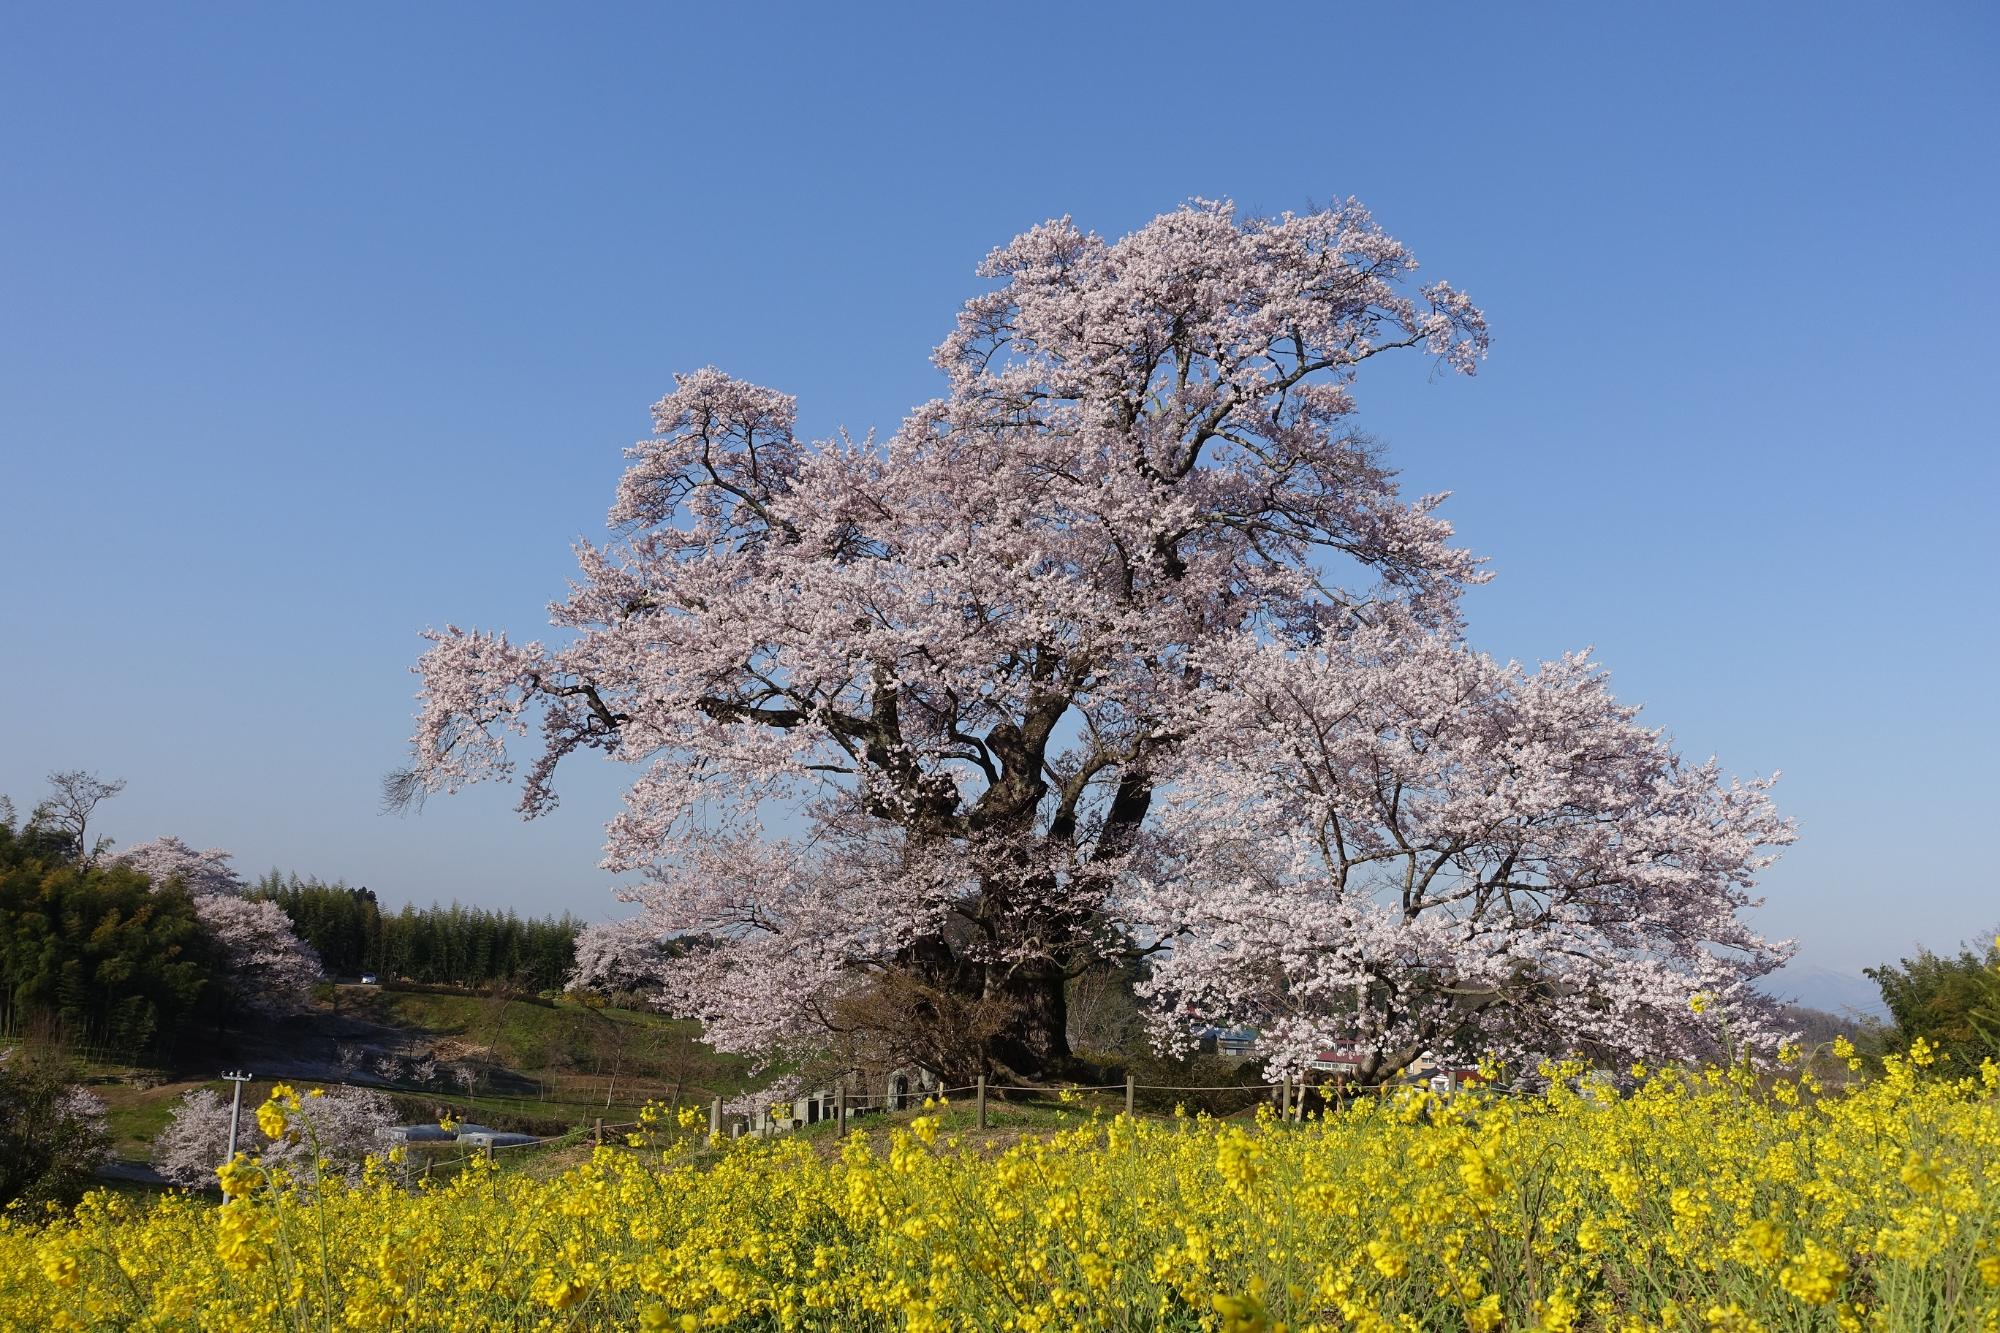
[709,1096,722,1137]
[835,1084,846,1138]
[1125,1073,1135,1119]
[594,1117,603,1147]
[976,1075,987,1130]
[1280,1078,1291,1119]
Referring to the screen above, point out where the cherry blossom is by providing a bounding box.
[395,197,1784,1082]
[1135,627,1796,1081]
[566,917,675,996]
[192,894,323,1017]
[115,835,246,898]
[153,1085,394,1188]
[117,836,322,1016]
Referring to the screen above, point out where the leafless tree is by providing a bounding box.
[1066,962,1145,1057]
[28,771,126,867]
[584,1015,640,1108]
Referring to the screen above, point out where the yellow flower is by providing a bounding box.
[1536,1289,1579,1333]
[535,1273,589,1310]
[1364,1237,1408,1278]
[1778,1240,1848,1305]
[1211,1279,1271,1333]
[1899,1151,1941,1194]
[1689,992,1712,1015]
[37,1247,79,1288]
[0,1046,1993,1329]
[215,1200,269,1272]
[1458,1148,1501,1199]
[1736,1217,1784,1266]
[1215,1126,1262,1192]
[215,1154,263,1200]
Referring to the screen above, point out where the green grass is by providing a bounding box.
[338,989,744,1092]
[97,1078,222,1159]
[71,989,757,1166]
[342,988,751,1109]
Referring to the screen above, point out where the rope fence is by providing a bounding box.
[711,1068,1448,1141]
[373,1068,1462,1193]
[245,1071,1465,1195]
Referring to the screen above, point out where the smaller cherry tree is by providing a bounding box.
[1136,623,1797,1083]
[151,1089,237,1187]
[115,836,247,898]
[191,895,322,1017]
[153,1085,395,1188]
[567,917,675,997]
[116,838,322,1016]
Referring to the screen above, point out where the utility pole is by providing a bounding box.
[222,1071,254,1164]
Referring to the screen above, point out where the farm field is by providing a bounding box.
[9,1046,1996,1331]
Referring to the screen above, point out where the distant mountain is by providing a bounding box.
[1762,963,1887,1018]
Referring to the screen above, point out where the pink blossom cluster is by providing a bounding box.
[191,894,323,1017]
[115,835,246,898]
[152,1084,396,1188]
[566,916,674,996]
[1133,626,1796,1078]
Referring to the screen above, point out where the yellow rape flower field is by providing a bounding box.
[6,1048,1998,1332]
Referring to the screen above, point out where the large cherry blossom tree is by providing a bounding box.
[400,198,1790,1083]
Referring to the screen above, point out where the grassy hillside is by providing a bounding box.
[334,986,749,1107]
[70,987,754,1166]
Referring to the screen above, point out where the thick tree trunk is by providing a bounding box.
[987,961,1070,1080]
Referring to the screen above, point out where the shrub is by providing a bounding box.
[0,1046,111,1210]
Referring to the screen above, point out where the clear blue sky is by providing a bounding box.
[3,4,1994,1005]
